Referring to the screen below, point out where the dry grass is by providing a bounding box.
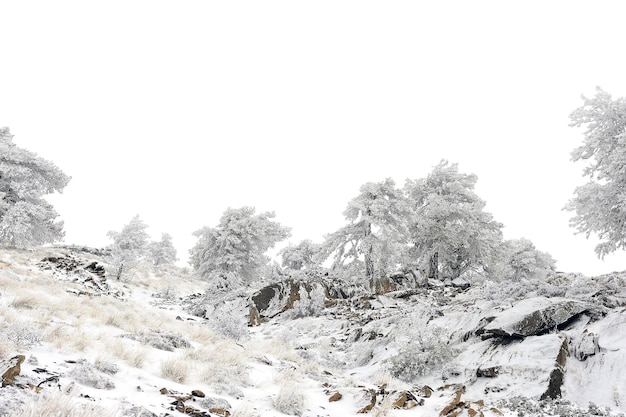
[160,356,189,383]
[108,338,147,369]
[13,391,121,417]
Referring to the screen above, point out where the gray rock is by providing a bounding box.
[482,297,601,339]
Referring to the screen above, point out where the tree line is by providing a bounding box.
[1,88,624,283]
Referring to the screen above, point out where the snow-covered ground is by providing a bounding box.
[0,247,624,417]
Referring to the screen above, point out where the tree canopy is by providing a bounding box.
[565,87,626,258]
[189,207,291,283]
[404,161,503,280]
[0,127,70,248]
[321,178,409,280]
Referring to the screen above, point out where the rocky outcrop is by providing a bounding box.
[1,355,25,387]
[482,297,602,339]
[38,254,119,297]
[540,335,569,400]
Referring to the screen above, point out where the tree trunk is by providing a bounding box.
[428,252,439,280]
[116,262,124,281]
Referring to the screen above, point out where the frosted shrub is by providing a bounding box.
[387,325,458,382]
[5,321,43,349]
[284,285,325,319]
[209,306,249,341]
[273,382,306,416]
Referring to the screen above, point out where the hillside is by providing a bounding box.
[0,247,625,417]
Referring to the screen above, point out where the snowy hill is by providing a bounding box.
[0,247,625,417]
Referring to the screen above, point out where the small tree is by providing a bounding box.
[405,161,503,280]
[107,215,150,280]
[565,87,626,258]
[0,127,70,248]
[279,239,321,270]
[189,207,291,284]
[148,233,178,266]
[496,238,556,281]
[321,178,409,280]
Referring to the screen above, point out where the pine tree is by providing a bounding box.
[405,161,503,280]
[565,87,626,258]
[189,207,291,284]
[107,215,150,280]
[0,128,70,248]
[321,178,409,280]
[148,233,178,266]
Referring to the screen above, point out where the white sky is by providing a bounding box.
[1,1,625,276]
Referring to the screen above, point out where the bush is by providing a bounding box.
[5,321,43,349]
[386,325,458,382]
[273,382,306,416]
[160,357,189,384]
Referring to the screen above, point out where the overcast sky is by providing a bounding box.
[1,1,625,276]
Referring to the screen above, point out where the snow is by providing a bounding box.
[1,247,625,417]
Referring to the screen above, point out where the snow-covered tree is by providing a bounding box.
[321,178,409,280]
[0,127,70,248]
[497,238,556,281]
[107,215,150,280]
[189,207,291,284]
[404,161,503,280]
[148,232,178,266]
[279,239,321,270]
[565,87,626,258]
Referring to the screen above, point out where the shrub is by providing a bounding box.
[273,382,306,416]
[5,321,43,349]
[386,325,458,382]
[160,357,189,384]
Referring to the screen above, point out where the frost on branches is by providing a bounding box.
[148,232,178,266]
[566,87,626,258]
[320,178,409,280]
[404,160,503,280]
[189,206,291,285]
[0,127,70,248]
[107,215,150,280]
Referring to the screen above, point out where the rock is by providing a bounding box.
[1,355,25,386]
[482,297,601,339]
[123,406,159,417]
[329,392,342,402]
[160,387,169,395]
[451,277,471,290]
[392,391,420,409]
[200,397,232,415]
[191,389,205,398]
[416,385,433,398]
[69,362,115,390]
[209,408,231,417]
[570,329,598,361]
[357,389,377,413]
[476,366,501,378]
[540,335,568,400]
[439,388,465,416]
[248,279,313,325]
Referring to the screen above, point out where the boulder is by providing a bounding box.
[482,297,601,339]
[1,355,25,386]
